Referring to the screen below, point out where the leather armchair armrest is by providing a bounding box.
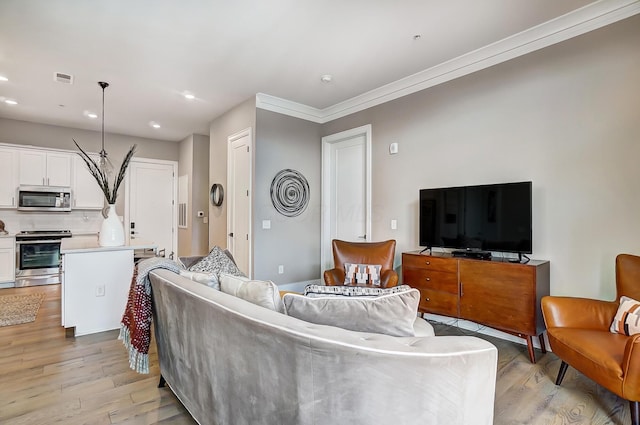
[324,268,344,286]
[381,270,398,288]
[622,334,640,400]
[541,296,617,330]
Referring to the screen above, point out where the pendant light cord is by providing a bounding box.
[98,81,109,156]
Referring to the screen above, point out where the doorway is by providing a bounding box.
[227,128,252,277]
[321,125,372,272]
[124,158,177,259]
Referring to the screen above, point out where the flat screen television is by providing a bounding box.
[419,181,532,254]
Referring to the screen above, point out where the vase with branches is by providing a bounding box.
[74,140,137,246]
[73,140,136,204]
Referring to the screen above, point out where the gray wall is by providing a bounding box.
[208,98,256,250]
[178,133,210,257]
[254,109,322,283]
[0,117,179,216]
[321,14,640,300]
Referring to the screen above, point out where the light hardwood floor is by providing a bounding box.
[0,285,631,424]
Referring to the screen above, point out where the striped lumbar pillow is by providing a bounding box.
[343,263,382,286]
[610,296,640,336]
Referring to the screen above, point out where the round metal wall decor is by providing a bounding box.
[210,183,224,207]
[270,169,310,217]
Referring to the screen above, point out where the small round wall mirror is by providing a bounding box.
[210,183,224,207]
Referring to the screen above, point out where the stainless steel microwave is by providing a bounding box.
[17,185,72,212]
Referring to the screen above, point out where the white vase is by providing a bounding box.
[99,204,125,247]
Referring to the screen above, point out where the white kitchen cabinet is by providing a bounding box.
[0,147,18,208]
[19,150,73,187]
[0,237,16,284]
[73,155,104,209]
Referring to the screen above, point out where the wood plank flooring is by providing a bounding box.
[0,285,631,424]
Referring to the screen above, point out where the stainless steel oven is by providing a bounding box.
[15,230,72,287]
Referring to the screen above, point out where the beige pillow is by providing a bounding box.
[179,270,220,290]
[282,289,420,337]
[610,295,640,336]
[220,273,284,313]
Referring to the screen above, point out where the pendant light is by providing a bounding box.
[98,81,114,177]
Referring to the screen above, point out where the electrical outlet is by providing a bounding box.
[278,265,284,274]
[96,285,105,297]
[391,219,397,230]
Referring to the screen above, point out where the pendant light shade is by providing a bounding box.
[98,81,114,178]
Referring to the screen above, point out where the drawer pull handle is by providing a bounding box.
[425,297,430,302]
[425,261,430,265]
[425,277,430,281]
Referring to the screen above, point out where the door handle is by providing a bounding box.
[229,232,234,237]
[357,235,366,239]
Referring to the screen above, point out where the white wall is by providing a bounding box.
[321,14,640,300]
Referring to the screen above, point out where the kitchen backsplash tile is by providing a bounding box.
[0,209,103,234]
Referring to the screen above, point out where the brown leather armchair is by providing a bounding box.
[541,254,640,425]
[323,239,398,288]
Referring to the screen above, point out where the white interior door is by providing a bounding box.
[125,159,177,259]
[227,128,252,277]
[321,125,372,272]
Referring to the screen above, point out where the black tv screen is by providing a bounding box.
[419,181,532,254]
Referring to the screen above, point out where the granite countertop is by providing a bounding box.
[61,235,157,254]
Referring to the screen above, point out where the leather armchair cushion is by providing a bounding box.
[282,289,420,337]
[610,296,640,335]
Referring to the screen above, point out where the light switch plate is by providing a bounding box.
[262,220,271,229]
[391,219,397,230]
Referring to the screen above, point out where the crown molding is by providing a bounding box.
[256,0,640,124]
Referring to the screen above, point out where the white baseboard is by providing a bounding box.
[0,282,15,289]
[277,279,321,293]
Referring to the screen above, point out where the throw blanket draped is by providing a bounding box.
[119,257,183,374]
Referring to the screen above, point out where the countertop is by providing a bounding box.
[61,235,157,254]
[0,232,14,238]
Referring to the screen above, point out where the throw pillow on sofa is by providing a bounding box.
[187,246,245,288]
[179,270,220,290]
[220,273,284,313]
[282,289,420,337]
[304,284,413,298]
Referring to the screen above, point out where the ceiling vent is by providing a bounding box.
[54,72,74,84]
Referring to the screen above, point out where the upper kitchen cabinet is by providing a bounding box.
[19,150,73,187]
[0,147,18,208]
[73,155,104,209]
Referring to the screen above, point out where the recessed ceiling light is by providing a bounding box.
[5,99,17,105]
[0,76,8,82]
[413,34,422,40]
[83,110,98,119]
[149,121,161,129]
[184,93,195,100]
[320,74,333,83]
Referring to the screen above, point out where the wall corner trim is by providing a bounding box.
[256,0,640,124]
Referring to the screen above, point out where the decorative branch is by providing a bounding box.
[73,139,137,204]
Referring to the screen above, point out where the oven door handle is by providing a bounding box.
[16,240,63,245]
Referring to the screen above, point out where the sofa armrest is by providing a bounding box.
[324,268,344,286]
[541,296,617,330]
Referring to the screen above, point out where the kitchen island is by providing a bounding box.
[61,236,157,337]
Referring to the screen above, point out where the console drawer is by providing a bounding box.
[416,288,458,316]
[403,268,458,294]
[402,254,457,273]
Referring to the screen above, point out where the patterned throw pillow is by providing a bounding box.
[304,284,413,298]
[343,263,382,286]
[610,296,640,336]
[187,246,245,288]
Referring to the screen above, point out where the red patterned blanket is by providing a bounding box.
[119,257,182,374]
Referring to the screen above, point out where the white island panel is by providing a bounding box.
[61,236,157,336]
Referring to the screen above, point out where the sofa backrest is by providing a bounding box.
[149,269,498,425]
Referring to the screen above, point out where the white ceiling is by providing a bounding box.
[0,0,635,142]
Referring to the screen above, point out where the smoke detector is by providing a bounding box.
[54,72,74,84]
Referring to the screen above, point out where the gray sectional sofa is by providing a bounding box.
[149,268,498,425]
